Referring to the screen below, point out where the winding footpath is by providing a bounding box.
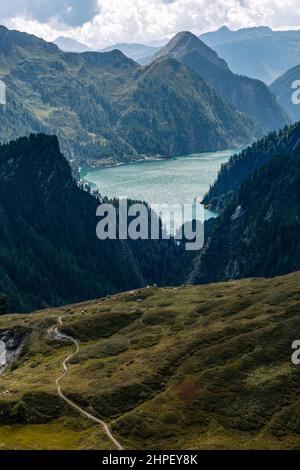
[53,316,123,451]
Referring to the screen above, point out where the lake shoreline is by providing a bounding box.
[80,154,172,172]
[80,145,244,173]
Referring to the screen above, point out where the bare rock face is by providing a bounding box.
[0,327,30,373]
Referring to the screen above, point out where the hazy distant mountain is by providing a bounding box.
[99,43,159,63]
[154,31,290,133]
[0,25,258,166]
[145,38,169,48]
[54,36,92,52]
[200,26,300,85]
[270,66,300,122]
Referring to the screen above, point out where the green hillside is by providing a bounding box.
[0,273,299,449]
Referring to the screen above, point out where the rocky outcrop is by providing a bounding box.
[0,326,30,374]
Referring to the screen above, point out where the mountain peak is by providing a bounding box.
[163,31,205,50]
[154,30,229,71]
[217,25,231,32]
[172,31,199,41]
[0,134,69,179]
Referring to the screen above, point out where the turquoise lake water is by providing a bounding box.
[80,148,240,230]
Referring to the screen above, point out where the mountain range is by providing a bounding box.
[0,25,262,166]
[54,38,168,61]
[200,25,300,85]
[99,43,159,63]
[55,27,300,88]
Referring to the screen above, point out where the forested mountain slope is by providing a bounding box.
[189,146,300,284]
[154,31,290,133]
[0,134,179,312]
[203,122,300,211]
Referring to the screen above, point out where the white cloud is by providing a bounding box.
[0,0,99,27]
[2,0,300,48]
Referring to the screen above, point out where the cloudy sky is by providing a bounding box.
[1,0,300,48]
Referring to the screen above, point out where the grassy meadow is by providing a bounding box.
[0,273,299,449]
